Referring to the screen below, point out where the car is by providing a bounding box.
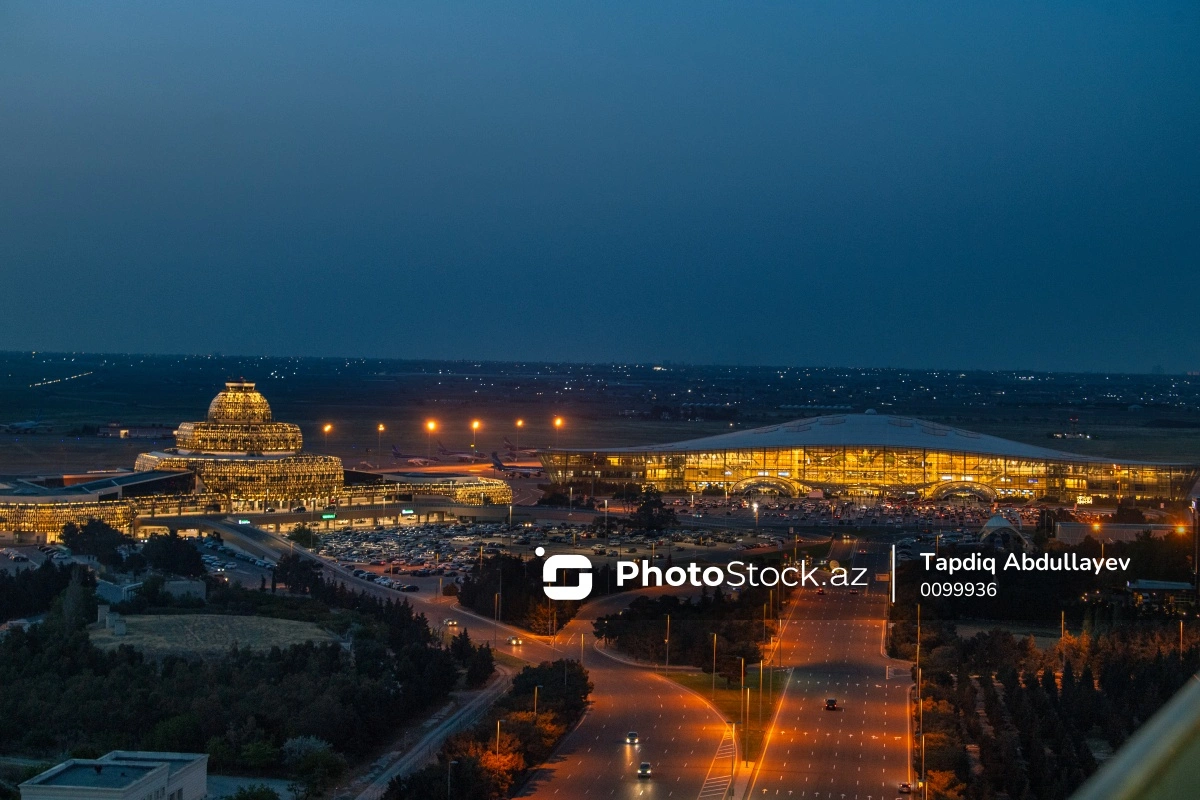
[443,618,458,627]
[626,731,639,744]
[225,562,238,569]
[898,782,912,794]
[399,584,419,592]
[825,697,838,711]
[637,762,652,779]
[507,635,523,646]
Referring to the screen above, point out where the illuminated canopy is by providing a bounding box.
[540,414,1200,502]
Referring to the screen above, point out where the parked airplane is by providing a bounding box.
[491,452,544,477]
[391,445,437,466]
[1,416,50,433]
[438,441,489,463]
[503,437,539,456]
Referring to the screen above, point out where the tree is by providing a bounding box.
[627,487,675,531]
[450,628,474,665]
[287,525,320,549]
[61,519,130,567]
[141,531,205,577]
[227,786,280,800]
[466,645,494,688]
[275,554,322,594]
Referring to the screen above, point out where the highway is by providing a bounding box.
[750,538,911,800]
[214,519,869,798]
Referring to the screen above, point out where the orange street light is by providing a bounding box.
[515,418,525,451]
[322,423,332,451]
[554,416,564,448]
[425,420,437,458]
[376,423,385,460]
[471,419,481,450]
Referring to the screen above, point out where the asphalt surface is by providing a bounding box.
[220,521,897,798]
[749,538,912,800]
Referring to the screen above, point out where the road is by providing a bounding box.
[750,538,911,800]
[221,520,850,798]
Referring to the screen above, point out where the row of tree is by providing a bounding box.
[895,618,1200,799]
[592,586,773,676]
[0,560,82,623]
[387,660,592,800]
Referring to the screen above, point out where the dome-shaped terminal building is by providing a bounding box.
[136,382,342,511]
[540,414,1200,503]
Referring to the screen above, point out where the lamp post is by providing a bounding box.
[533,684,542,721]
[425,420,437,459]
[664,614,671,672]
[447,760,458,797]
[752,502,759,529]
[495,719,504,754]
[376,423,384,465]
[515,418,524,451]
[471,419,481,451]
[726,719,737,799]
[554,416,563,448]
[322,423,332,451]
[712,633,718,699]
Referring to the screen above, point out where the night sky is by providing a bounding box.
[1,2,1197,372]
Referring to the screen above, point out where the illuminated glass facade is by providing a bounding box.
[541,415,1200,502]
[136,381,343,509]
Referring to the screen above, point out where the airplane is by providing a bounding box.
[503,437,539,456]
[438,441,489,463]
[391,445,438,466]
[1,416,50,433]
[491,452,544,478]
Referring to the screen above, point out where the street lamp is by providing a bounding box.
[554,416,564,448]
[376,423,385,463]
[322,423,332,451]
[471,419,481,451]
[712,633,718,699]
[447,760,458,797]
[752,502,759,529]
[533,684,542,720]
[495,719,504,754]
[515,418,524,451]
[425,420,437,458]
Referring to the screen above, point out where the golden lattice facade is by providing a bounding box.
[136,381,342,510]
[0,500,136,541]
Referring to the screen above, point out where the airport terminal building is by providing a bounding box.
[540,414,1200,503]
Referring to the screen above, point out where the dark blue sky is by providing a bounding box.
[1,2,1197,372]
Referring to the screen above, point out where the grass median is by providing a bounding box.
[665,665,787,762]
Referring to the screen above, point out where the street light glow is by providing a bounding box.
[426,420,437,432]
